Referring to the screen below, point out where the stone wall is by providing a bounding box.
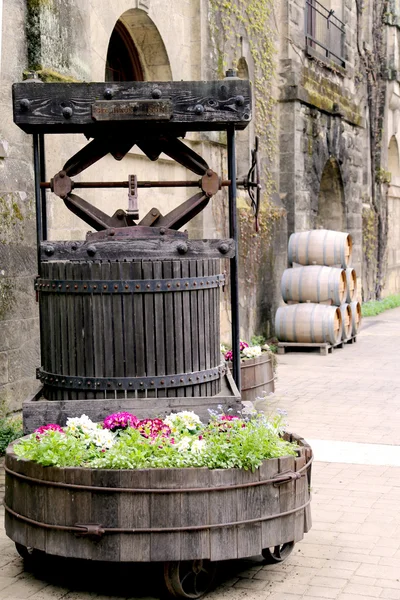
[0,0,40,413]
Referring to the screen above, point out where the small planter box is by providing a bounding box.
[240,353,275,402]
[5,432,311,598]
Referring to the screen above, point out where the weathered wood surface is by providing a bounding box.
[40,239,235,261]
[239,355,275,403]
[39,257,222,401]
[4,434,312,562]
[13,80,252,133]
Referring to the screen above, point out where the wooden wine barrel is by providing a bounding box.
[5,435,312,563]
[281,266,347,306]
[339,303,352,340]
[345,268,357,303]
[240,354,275,402]
[275,304,342,345]
[36,238,224,401]
[350,300,362,335]
[288,230,353,269]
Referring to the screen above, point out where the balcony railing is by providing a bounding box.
[305,0,346,68]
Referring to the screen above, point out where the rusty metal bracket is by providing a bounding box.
[272,471,302,488]
[74,524,105,541]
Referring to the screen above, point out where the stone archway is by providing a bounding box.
[316,157,346,230]
[111,9,172,81]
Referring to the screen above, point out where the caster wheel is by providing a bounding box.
[15,543,43,562]
[262,541,295,564]
[163,560,217,598]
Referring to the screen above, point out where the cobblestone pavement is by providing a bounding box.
[1,309,400,599]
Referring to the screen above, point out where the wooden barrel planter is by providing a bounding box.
[288,230,353,269]
[275,303,342,345]
[339,303,352,340]
[281,265,347,306]
[229,353,275,402]
[5,434,312,598]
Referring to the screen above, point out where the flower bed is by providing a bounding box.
[13,408,298,471]
[222,340,276,401]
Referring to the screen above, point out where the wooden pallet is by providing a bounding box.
[277,336,357,356]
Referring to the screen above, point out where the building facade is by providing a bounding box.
[0,0,399,412]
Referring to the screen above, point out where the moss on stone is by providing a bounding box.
[23,68,80,83]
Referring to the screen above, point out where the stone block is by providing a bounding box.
[0,353,8,385]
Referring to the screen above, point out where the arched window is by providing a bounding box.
[105,20,144,82]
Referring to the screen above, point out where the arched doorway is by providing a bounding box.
[106,21,144,82]
[316,157,346,230]
[105,9,172,82]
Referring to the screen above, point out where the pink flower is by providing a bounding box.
[136,418,171,439]
[224,350,233,361]
[239,340,249,351]
[219,415,239,421]
[103,412,139,431]
[35,424,64,439]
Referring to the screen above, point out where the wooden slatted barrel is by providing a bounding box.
[281,266,347,306]
[4,433,312,563]
[275,304,342,345]
[288,230,353,269]
[350,300,362,335]
[36,234,225,402]
[339,303,352,340]
[345,268,357,303]
[240,354,275,402]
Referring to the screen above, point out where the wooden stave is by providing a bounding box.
[349,300,362,335]
[288,230,353,269]
[281,265,347,306]
[240,355,275,402]
[39,258,222,400]
[275,303,342,345]
[339,303,353,340]
[4,434,312,562]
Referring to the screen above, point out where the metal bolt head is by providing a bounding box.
[87,245,96,257]
[62,106,73,119]
[177,243,188,255]
[235,95,245,106]
[20,98,30,111]
[109,229,116,236]
[194,104,204,115]
[44,245,54,256]
[219,242,229,254]
[152,88,162,99]
[104,88,113,100]
[160,228,166,235]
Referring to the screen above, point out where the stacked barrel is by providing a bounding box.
[275,230,362,347]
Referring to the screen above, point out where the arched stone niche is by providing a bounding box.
[388,135,400,181]
[316,157,346,231]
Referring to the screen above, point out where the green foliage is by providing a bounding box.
[362,294,400,316]
[0,416,23,456]
[14,412,298,472]
[209,0,277,195]
[250,334,267,346]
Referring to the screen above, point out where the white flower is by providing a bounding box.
[90,429,115,449]
[164,411,202,432]
[242,345,262,359]
[175,437,191,452]
[66,414,97,431]
[191,439,206,454]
